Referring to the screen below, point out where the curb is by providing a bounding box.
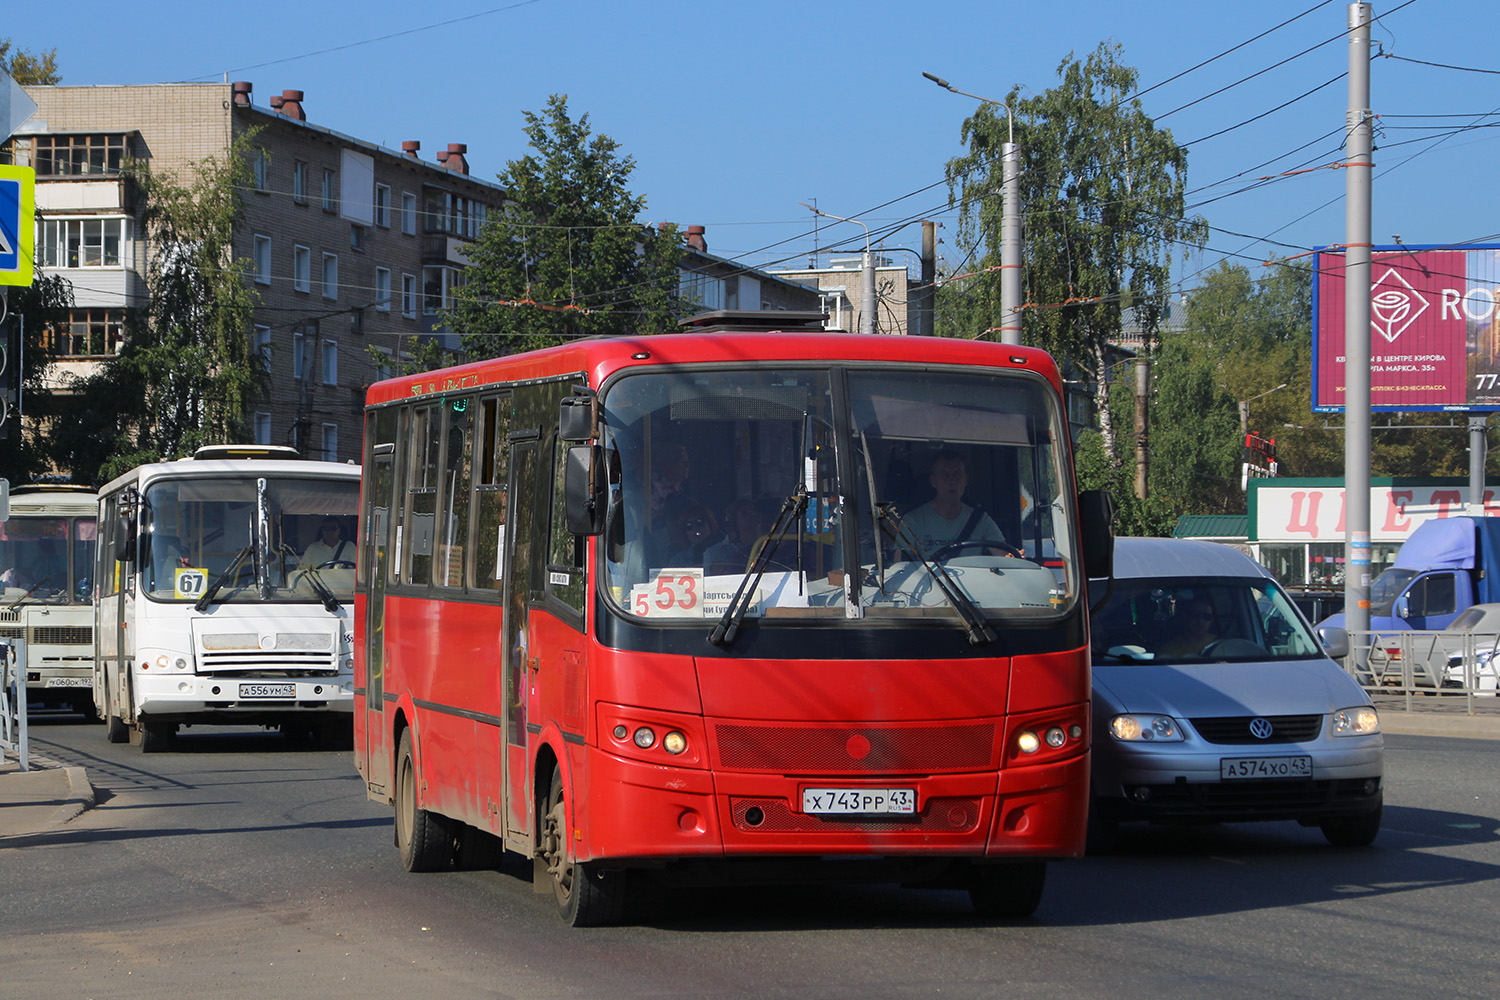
[51,766,96,827]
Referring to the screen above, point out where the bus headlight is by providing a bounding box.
[662,731,687,755]
[633,727,656,749]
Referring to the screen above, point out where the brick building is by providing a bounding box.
[7,81,504,464]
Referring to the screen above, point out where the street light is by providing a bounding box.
[799,202,876,336]
[1238,382,1289,435]
[924,71,1022,346]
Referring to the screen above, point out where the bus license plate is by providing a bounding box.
[1220,756,1312,780]
[802,788,916,815]
[239,683,295,699]
[44,678,92,688]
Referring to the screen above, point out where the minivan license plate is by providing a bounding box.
[1220,755,1312,780]
[801,788,916,815]
[239,683,295,699]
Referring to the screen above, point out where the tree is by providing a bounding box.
[58,136,264,482]
[447,95,685,358]
[0,274,75,482]
[0,39,61,85]
[944,41,1206,459]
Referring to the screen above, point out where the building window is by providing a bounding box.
[253,325,272,372]
[375,267,391,312]
[26,133,128,176]
[423,265,462,315]
[375,184,391,228]
[253,149,269,192]
[321,423,339,463]
[254,412,272,445]
[321,340,338,386]
[322,253,338,300]
[401,192,417,235]
[678,269,726,311]
[293,160,308,203]
[45,309,126,357]
[402,274,417,318]
[293,245,310,292]
[254,235,272,285]
[293,331,306,381]
[39,218,132,268]
[322,168,336,211]
[350,224,367,252]
[372,349,393,382]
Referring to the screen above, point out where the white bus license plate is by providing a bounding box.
[802,788,916,815]
[239,683,296,699]
[44,678,92,688]
[1220,756,1312,780]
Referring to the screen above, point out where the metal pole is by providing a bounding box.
[861,250,877,335]
[1134,360,1149,500]
[999,142,1023,345]
[919,220,936,338]
[1470,415,1487,512]
[1344,2,1374,637]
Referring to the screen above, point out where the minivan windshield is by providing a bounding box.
[1092,576,1324,664]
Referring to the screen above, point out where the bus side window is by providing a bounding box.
[434,395,475,589]
[402,403,442,588]
[470,394,511,592]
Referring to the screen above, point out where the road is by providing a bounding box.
[2,713,1498,1000]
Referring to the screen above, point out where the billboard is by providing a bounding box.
[1312,245,1500,412]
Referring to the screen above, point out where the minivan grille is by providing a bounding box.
[1189,714,1324,745]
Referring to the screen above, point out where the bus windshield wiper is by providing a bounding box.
[708,489,808,648]
[194,544,253,613]
[282,543,341,613]
[878,504,994,646]
[6,576,51,611]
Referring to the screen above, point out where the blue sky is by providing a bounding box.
[8,0,1498,291]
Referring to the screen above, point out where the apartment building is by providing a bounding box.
[6,81,504,463]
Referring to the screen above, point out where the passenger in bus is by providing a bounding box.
[664,500,719,568]
[147,533,190,595]
[897,451,1009,557]
[703,498,777,576]
[300,518,354,569]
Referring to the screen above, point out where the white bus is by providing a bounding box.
[0,486,99,716]
[94,447,360,751]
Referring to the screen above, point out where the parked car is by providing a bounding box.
[1089,538,1384,850]
[1424,603,1500,695]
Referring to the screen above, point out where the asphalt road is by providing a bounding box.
[2,713,1497,1000]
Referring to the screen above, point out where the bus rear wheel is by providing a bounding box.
[540,766,627,926]
[968,861,1046,919]
[104,685,129,744]
[394,729,453,872]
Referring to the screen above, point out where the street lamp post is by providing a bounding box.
[800,203,876,335]
[1238,382,1289,436]
[924,72,1022,346]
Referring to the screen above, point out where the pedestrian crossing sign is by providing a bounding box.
[0,164,34,287]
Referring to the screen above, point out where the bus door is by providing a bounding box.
[502,434,540,847]
[363,444,395,794]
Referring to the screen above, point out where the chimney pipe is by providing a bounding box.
[272,89,306,121]
[439,143,469,175]
[231,81,253,108]
[685,225,707,252]
[401,140,421,159]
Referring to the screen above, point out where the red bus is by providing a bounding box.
[353,317,1113,924]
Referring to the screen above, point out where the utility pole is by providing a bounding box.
[1470,415,1488,513]
[918,220,936,338]
[1134,360,1149,500]
[801,203,877,335]
[1343,2,1374,638]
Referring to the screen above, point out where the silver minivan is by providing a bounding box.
[1089,538,1384,849]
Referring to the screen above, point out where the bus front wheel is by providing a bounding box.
[104,684,129,744]
[394,729,453,872]
[540,766,627,926]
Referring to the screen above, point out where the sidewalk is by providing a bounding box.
[0,757,96,842]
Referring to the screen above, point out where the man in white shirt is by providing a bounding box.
[899,451,1009,557]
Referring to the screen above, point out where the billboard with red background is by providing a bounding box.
[1313,246,1500,412]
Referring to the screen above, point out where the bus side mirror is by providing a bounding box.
[114,517,136,563]
[559,393,594,443]
[565,445,604,535]
[1079,489,1115,580]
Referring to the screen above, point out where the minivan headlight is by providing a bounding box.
[1110,714,1184,742]
[1331,706,1380,736]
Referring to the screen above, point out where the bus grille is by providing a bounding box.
[33,626,92,646]
[713,723,995,774]
[730,796,981,834]
[0,625,23,640]
[1189,714,1324,745]
[0,609,19,623]
[197,631,337,673]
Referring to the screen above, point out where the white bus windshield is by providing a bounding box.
[600,366,1078,623]
[0,516,97,605]
[142,476,359,603]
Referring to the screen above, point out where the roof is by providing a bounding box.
[1173,514,1249,539]
[1112,537,1271,582]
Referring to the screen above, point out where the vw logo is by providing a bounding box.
[1249,717,1275,740]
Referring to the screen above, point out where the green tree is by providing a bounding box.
[944,41,1205,459]
[0,38,60,85]
[448,95,685,358]
[59,136,264,482]
[1,274,75,482]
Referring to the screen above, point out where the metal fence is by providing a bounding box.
[1345,629,1500,714]
[0,639,28,770]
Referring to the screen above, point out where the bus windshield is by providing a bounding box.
[600,365,1078,623]
[0,516,97,605]
[141,475,359,603]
